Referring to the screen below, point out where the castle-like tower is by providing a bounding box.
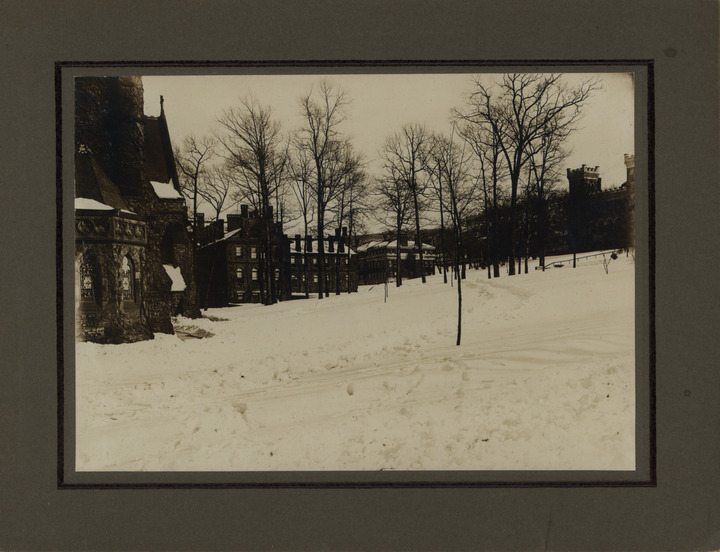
[624,154,635,249]
[566,158,634,254]
[567,164,602,197]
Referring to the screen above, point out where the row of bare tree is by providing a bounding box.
[174,74,598,325]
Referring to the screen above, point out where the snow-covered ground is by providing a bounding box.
[75,251,635,471]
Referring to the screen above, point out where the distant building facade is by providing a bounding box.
[287,229,358,295]
[566,157,634,254]
[74,77,200,343]
[196,206,291,306]
[355,237,437,285]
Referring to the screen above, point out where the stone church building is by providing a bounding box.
[74,76,200,343]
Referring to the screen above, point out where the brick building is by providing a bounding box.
[287,229,358,296]
[74,77,200,343]
[196,206,291,306]
[355,237,437,286]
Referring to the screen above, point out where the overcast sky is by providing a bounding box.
[143,71,634,198]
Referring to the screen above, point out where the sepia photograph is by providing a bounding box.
[71,70,637,473]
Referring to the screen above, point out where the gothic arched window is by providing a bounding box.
[79,251,102,305]
[121,256,135,301]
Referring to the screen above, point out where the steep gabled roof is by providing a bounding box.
[74,150,129,210]
[143,110,180,191]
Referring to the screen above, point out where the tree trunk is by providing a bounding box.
[395,213,403,287]
[316,205,325,299]
[412,188,426,283]
[508,166,520,276]
[439,179,448,284]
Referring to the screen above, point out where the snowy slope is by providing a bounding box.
[75,252,635,471]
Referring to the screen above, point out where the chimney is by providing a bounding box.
[295,234,301,252]
[305,234,313,253]
[338,234,345,254]
[268,205,274,220]
[329,236,335,253]
[227,214,243,232]
[196,213,205,228]
[241,204,249,217]
[342,227,347,237]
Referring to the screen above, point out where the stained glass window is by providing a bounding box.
[121,256,134,301]
[79,251,101,303]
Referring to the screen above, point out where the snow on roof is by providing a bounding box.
[150,180,183,200]
[357,239,435,252]
[163,265,186,292]
[75,197,137,215]
[288,236,356,256]
[198,228,241,248]
[75,197,114,210]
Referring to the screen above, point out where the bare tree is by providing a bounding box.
[526,120,571,271]
[328,151,367,294]
[373,169,414,287]
[174,134,216,230]
[380,123,431,282]
[297,81,350,299]
[459,121,508,278]
[215,96,289,305]
[196,163,238,222]
[288,143,316,298]
[456,73,597,275]
[431,129,476,345]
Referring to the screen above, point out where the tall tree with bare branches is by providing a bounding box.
[174,134,216,230]
[297,81,350,299]
[373,169,414,287]
[430,129,476,345]
[288,143,316,298]
[195,163,238,222]
[380,123,431,282]
[215,96,289,305]
[456,73,597,275]
[459,121,508,278]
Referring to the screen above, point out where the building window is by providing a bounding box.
[236,267,243,281]
[291,257,296,265]
[79,251,102,304]
[312,257,317,265]
[274,268,280,281]
[121,256,135,301]
[251,268,258,281]
[313,275,318,283]
[235,245,243,257]
[251,247,257,259]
